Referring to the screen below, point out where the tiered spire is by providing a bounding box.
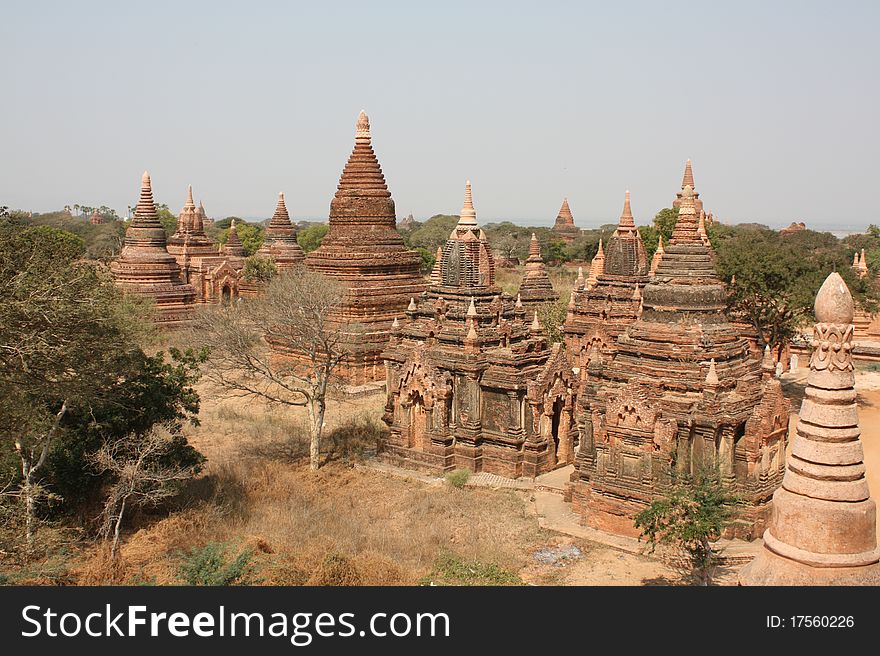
[458,180,478,228]
[740,273,880,585]
[650,236,665,275]
[616,190,636,232]
[257,192,305,270]
[516,232,557,310]
[682,158,695,189]
[585,239,605,288]
[436,181,495,289]
[669,185,702,246]
[553,196,579,242]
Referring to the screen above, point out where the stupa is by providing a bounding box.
[740,273,880,584]
[382,182,578,477]
[571,183,790,539]
[257,192,305,271]
[552,197,579,243]
[564,191,649,368]
[111,172,196,325]
[516,233,557,313]
[303,111,426,384]
[88,208,104,225]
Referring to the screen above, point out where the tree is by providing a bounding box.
[242,255,278,283]
[652,207,679,243]
[297,224,328,253]
[0,222,141,552]
[634,469,740,585]
[194,269,356,470]
[93,425,202,564]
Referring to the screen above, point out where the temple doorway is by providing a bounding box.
[221,284,232,305]
[409,392,429,451]
[550,396,565,466]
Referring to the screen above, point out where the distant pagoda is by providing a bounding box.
[257,192,305,271]
[88,208,104,225]
[552,197,579,243]
[382,181,578,477]
[303,111,426,384]
[111,172,195,325]
[516,233,557,313]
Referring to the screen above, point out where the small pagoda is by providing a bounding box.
[516,233,557,314]
[257,192,305,271]
[303,111,426,385]
[552,197,579,243]
[740,273,880,584]
[382,182,578,477]
[111,172,196,325]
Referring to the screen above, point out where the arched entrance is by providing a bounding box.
[221,284,232,305]
[408,391,429,451]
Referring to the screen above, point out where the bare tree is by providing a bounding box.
[194,269,356,470]
[93,426,200,563]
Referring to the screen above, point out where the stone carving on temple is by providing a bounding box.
[570,181,790,540]
[516,233,558,313]
[552,197,579,243]
[740,273,880,584]
[166,185,245,305]
[111,172,196,326]
[381,181,578,477]
[302,111,426,385]
[564,190,649,370]
[257,192,305,271]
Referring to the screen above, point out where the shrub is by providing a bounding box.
[419,552,522,586]
[445,469,471,489]
[177,542,256,585]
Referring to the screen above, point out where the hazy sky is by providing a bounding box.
[2,1,878,229]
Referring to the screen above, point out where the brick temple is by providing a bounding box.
[111,172,196,326]
[571,183,790,540]
[166,185,246,304]
[303,111,426,385]
[552,197,579,243]
[381,181,578,477]
[564,190,649,369]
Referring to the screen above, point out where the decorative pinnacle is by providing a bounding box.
[597,238,604,257]
[762,344,775,371]
[705,358,720,387]
[407,297,417,312]
[467,297,478,317]
[531,310,541,331]
[355,110,371,139]
[459,180,477,226]
[815,271,854,324]
[186,184,194,207]
[656,235,664,254]
[515,293,523,310]
[619,190,635,228]
[392,316,400,329]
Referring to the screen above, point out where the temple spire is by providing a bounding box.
[356,109,371,141]
[458,180,477,227]
[559,197,573,221]
[682,158,695,190]
[650,236,665,275]
[617,190,635,231]
[133,171,161,227]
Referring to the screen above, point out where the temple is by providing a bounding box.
[552,197,579,243]
[166,185,245,304]
[740,273,880,584]
[570,183,790,540]
[516,233,558,313]
[88,208,104,225]
[303,111,426,384]
[111,172,196,325]
[381,181,578,477]
[564,191,649,369]
[257,192,305,271]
